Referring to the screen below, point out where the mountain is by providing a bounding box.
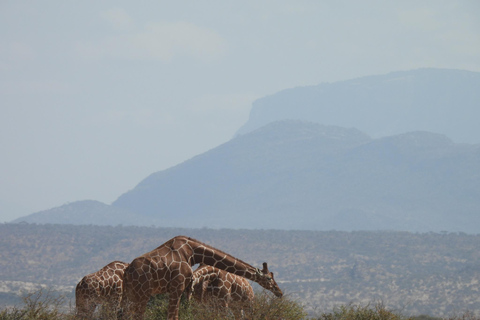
[110,120,480,233]
[236,68,480,144]
[11,200,146,226]
[12,69,480,232]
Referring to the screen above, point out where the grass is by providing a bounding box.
[0,289,72,320]
[314,303,410,320]
[0,289,478,320]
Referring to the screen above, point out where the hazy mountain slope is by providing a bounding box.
[12,69,480,232]
[12,200,145,226]
[112,120,480,232]
[236,68,480,144]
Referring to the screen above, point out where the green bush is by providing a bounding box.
[445,311,480,320]
[144,290,306,320]
[144,293,196,320]
[246,291,308,320]
[410,315,442,320]
[315,303,411,320]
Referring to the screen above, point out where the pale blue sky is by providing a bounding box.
[1,1,479,221]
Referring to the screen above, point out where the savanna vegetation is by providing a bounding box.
[1,288,478,320]
[2,224,480,317]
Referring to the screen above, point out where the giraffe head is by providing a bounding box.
[256,262,283,297]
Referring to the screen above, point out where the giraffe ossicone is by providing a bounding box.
[75,260,129,319]
[120,235,283,320]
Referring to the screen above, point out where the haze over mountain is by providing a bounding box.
[109,121,479,232]
[236,69,480,144]
[16,121,479,232]
[13,69,480,233]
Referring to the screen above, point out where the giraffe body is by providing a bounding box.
[75,261,129,319]
[121,235,282,320]
[189,264,254,306]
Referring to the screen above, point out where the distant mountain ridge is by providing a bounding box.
[12,200,144,226]
[236,68,480,144]
[12,68,480,232]
[14,121,480,232]
[109,120,479,232]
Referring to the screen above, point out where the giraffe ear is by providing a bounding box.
[262,262,269,274]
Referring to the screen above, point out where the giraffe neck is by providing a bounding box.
[192,266,219,286]
[193,265,230,283]
[187,238,260,282]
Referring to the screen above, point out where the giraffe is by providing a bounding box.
[187,264,254,307]
[187,264,255,319]
[75,260,129,319]
[120,235,283,320]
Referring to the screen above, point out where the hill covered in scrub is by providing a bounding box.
[1,223,480,317]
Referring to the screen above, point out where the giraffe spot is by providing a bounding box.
[214,261,228,270]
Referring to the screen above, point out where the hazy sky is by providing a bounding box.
[1,1,479,222]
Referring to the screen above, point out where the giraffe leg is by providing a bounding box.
[111,298,121,318]
[167,291,183,320]
[122,301,147,320]
[75,293,93,319]
[100,299,121,319]
[133,301,148,320]
[76,300,96,319]
[118,297,147,320]
[75,299,87,319]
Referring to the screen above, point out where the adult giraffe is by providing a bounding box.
[120,235,282,320]
[187,264,255,307]
[75,260,129,319]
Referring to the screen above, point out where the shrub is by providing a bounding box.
[2,289,479,320]
[410,315,442,320]
[445,311,480,320]
[315,303,411,320]
[0,289,72,320]
[144,290,307,320]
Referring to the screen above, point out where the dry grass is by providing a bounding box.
[1,289,478,320]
